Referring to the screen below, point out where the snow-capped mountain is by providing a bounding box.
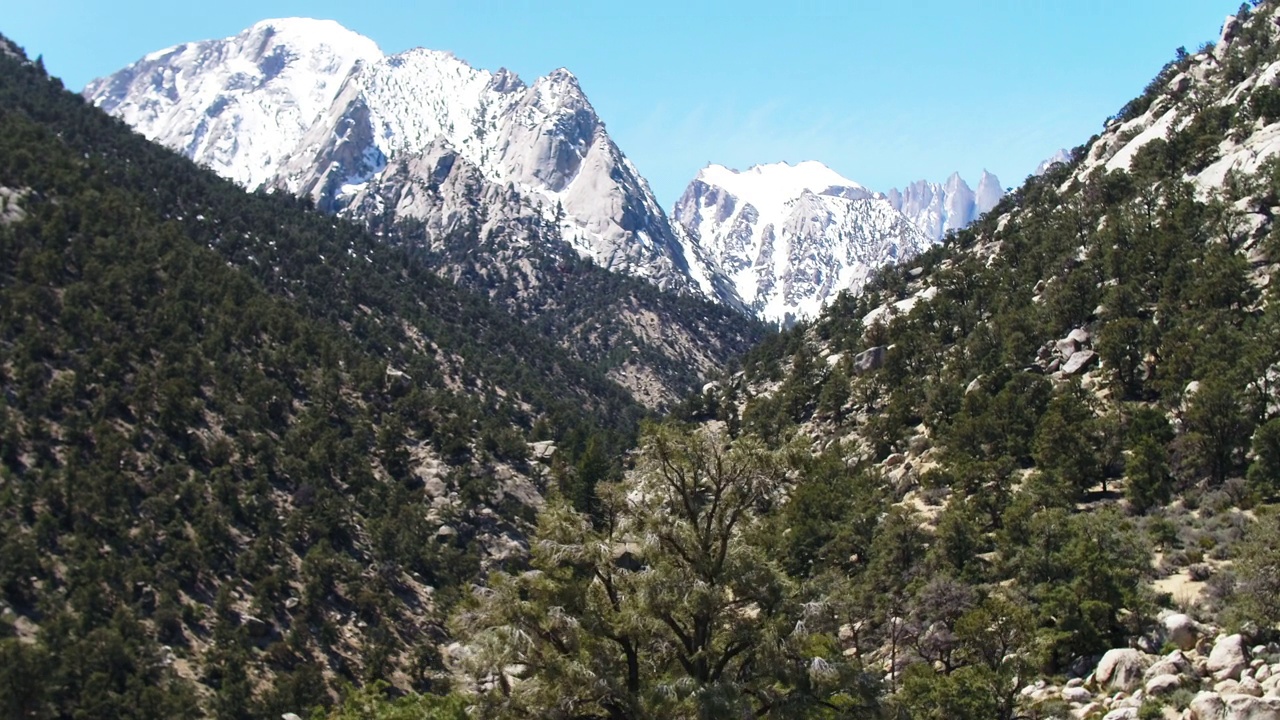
[885,171,1004,242]
[84,17,1008,324]
[86,19,381,191]
[84,18,701,294]
[673,161,932,324]
[1034,148,1073,176]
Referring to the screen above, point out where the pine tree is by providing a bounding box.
[451,423,868,718]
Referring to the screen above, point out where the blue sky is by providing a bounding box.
[7,0,1240,205]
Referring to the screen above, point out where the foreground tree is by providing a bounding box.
[451,423,874,719]
[892,596,1036,720]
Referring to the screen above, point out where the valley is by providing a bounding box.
[2,3,1279,719]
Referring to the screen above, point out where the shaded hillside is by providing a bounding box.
[383,212,765,408]
[0,37,658,717]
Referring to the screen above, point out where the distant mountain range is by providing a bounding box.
[673,161,933,323]
[885,170,1004,242]
[85,17,1014,321]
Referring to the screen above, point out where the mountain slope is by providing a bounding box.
[0,37,669,715]
[673,161,933,323]
[435,7,1280,717]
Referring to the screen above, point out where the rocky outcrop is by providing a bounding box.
[852,346,887,375]
[1187,691,1280,720]
[1036,627,1280,720]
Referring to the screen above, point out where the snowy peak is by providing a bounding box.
[487,67,525,94]
[84,17,1010,324]
[85,18,382,190]
[1034,148,1072,176]
[544,67,581,87]
[241,17,382,57]
[697,161,872,208]
[674,161,930,323]
[975,170,1004,214]
[86,19,700,295]
[886,171,1003,241]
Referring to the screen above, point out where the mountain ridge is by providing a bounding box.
[85,18,708,298]
[89,18,769,408]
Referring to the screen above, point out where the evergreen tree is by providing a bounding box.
[452,423,871,718]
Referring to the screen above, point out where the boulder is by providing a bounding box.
[1026,684,1059,703]
[1077,701,1105,718]
[1102,709,1138,720]
[1056,337,1081,358]
[1067,327,1092,345]
[241,614,271,638]
[852,346,886,375]
[1063,685,1094,704]
[1211,635,1250,682]
[1021,679,1049,697]
[1096,649,1154,692]
[1165,613,1204,651]
[529,440,557,461]
[1147,650,1195,680]
[1062,349,1099,376]
[1187,691,1280,720]
[1146,674,1184,696]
